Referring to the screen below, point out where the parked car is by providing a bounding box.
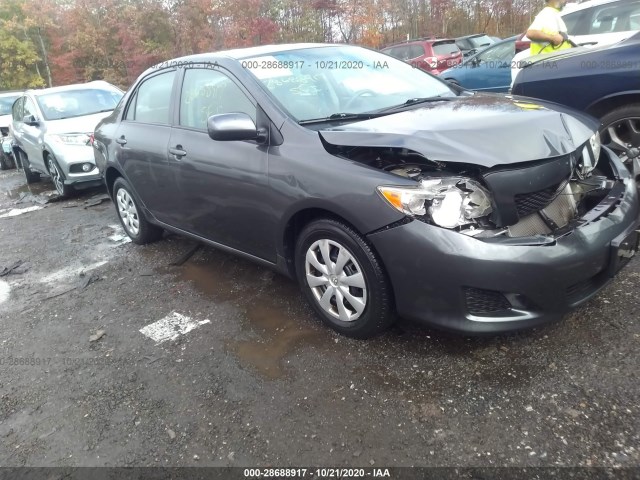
[455,33,496,57]
[94,44,639,338]
[381,38,463,74]
[512,0,640,82]
[512,32,640,164]
[0,91,21,170]
[441,36,517,92]
[11,81,123,196]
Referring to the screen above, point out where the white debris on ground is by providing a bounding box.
[39,260,108,284]
[139,312,211,344]
[107,224,132,245]
[0,206,44,219]
[0,280,10,304]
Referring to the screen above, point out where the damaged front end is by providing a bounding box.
[330,132,624,243]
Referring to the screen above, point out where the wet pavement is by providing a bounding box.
[0,167,639,470]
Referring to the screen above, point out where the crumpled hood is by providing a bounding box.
[319,95,597,168]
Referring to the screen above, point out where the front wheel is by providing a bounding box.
[599,104,640,161]
[47,155,73,197]
[113,177,163,245]
[294,219,395,338]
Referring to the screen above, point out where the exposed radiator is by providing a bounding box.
[508,184,577,237]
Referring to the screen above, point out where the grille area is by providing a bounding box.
[566,270,607,305]
[464,287,511,315]
[508,184,577,237]
[514,183,562,218]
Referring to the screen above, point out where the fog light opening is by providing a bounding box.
[82,163,93,172]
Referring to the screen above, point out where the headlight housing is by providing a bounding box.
[378,177,493,229]
[578,132,600,178]
[47,133,92,146]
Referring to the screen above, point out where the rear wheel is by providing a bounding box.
[599,104,640,162]
[18,151,40,184]
[113,177,163,245]
[294,219,395,338]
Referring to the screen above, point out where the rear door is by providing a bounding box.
[114,69,177,222]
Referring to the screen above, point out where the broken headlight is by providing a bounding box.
[578,132,601,178]
[378,177,493,229]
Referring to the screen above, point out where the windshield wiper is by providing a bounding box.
[376,96,457,113]
[298,112,387,125]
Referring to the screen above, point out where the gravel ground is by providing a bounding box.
[0,168,638,475]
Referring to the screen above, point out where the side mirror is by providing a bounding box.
[207,113,267,143]
[23,115,39,127]
[471,57,480,67]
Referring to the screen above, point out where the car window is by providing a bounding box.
[408,44,424,59]
[469,35,494,48]
[456,39,470,50]
[23,98,38,120]
[563,10,588,34]
[432,42,460,56]
[12,97,24,121]
[179,68,256,130]
[0,95,20,116]
[127,70,176,124]
[588,2,640,33]
[393,46,410,60]
[477,41,515,62]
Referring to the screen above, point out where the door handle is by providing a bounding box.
[116,136,127,145]
[168,146,187,159]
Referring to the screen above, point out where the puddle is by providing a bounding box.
[178,251,327,379]
[232,302,325,379]
[5,182,53,199]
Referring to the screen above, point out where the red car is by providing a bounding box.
[381,38,463,74]
[515,32,531,53]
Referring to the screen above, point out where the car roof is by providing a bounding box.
[456,33,490,40]
[0,91,22,98]
[177,43,338,62]
[25,80,120,96]
[562,0,635,15]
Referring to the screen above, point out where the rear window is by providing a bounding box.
[432,42,460,56]
[469,35,494,48]
[0,95,20,116]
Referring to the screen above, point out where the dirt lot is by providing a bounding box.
[0,167,639,473]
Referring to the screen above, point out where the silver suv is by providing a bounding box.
[11,81,123,196]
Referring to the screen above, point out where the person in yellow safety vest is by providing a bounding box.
[526,0,574,55]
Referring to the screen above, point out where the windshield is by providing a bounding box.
[0,94,20,116]
[36,88,123,121]
[243,45,456,122]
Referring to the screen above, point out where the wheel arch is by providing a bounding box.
[104,166,124,198]
[586,92,640,119]
[280,205,393,284]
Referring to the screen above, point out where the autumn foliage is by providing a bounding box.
[0,0,538,90]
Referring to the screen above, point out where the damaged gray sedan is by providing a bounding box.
[93,44,640,338]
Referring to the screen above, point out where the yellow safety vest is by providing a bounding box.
[529,7,573,55]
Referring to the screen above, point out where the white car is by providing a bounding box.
[512,0,640,85]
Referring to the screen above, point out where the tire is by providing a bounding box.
[0,151,9,170]
[113,177,163,245]
[599,104,640,161]
[46,155,74,197]
[294,218,395,338]
[18,151,40,184]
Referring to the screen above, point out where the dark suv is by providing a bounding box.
[381,38,463,74]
